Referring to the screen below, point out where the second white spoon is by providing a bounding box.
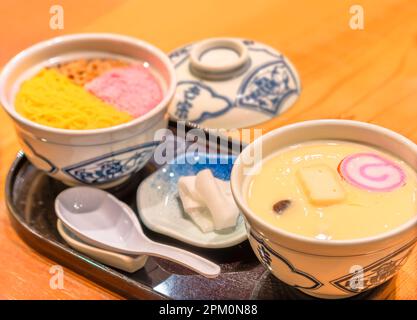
[55,187,221,278]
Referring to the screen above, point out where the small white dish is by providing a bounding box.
[136,152,247,249]
[57,219,148,273]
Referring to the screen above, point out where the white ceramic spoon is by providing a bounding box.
[55,187,221,278]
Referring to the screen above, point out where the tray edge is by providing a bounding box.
[5,152,168,300]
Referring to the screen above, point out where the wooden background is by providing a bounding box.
[1,0,417,299]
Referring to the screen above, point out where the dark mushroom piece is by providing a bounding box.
[273,200,291,215]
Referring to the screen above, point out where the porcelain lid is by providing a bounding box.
[168,38,301,130]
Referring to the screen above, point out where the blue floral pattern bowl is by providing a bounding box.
[0,33,177,188]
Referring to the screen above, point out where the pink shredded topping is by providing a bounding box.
[85,64,163,118]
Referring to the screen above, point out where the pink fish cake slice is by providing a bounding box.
[85,64,163,118]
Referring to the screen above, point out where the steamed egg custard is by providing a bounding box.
[247,140,417,240]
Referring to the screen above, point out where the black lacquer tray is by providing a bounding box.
[5,151,391,299]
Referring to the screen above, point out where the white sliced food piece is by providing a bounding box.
[195,169,239,230]
[178,176,215,232]
[178,176,205,211]
[185,208,215,233]
[297,165,345,206]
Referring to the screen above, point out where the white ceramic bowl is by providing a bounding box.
[231,120,417,299]
[0,33,176,187]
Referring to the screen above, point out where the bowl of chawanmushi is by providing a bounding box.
[231,120,417,299]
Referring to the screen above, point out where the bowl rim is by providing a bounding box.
[0,33,176,136]
[231,119,417,248]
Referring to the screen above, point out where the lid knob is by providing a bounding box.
[189,38,250,80]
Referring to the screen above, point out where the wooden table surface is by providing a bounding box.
[1,0,417,300]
